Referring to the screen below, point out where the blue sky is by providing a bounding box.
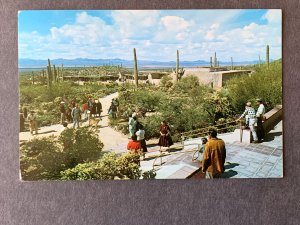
[18,9,282,61]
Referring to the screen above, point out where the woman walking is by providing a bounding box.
[158,121,173,150]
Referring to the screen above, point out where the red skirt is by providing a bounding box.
[158,135,173,147]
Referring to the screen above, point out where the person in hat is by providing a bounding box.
[256,98,266,141]
[27,110,38,135]
[238,101,259,143]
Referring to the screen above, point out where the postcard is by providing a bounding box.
[18,9,282,180]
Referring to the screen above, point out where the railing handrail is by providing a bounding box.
[180,120,240,140]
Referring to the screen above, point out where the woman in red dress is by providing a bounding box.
[158,121,173,148]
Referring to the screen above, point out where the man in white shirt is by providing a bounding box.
[256,99,266,141]
[238,102,259,143]
[135,124,147,155]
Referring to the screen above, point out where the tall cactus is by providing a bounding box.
[133,48,138,87]
[61,64,64,81]
[210,56,212,68]
[53,65,57,82]
[42,69,45,84]
[214,52,217,67]
[231,57,233,70]
[176,50,179,82]
[266,45,269,68]
[47,58,52,87]
[259,55,261,67]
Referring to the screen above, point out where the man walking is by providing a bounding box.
[238,102,259,143]
[27,110,38,135]
[256,98,266,141]
[202,129,226,179]
[71,104,81,129]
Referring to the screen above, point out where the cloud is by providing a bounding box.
[161,16,191,31]
[262,9,281,24]
[18,10,282,61]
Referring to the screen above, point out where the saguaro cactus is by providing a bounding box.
[47,58,52,87]
[133,48,138,87]
[53,65,57,83]
[42,69,45,84]
[210,57,212,68]
[176,50,179,82]
[214,52,217,67]
[259,55,261,67]
[231,57,233,70]
[61,64,64,81]
[266,45,269,68]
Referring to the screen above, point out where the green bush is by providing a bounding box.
[20,127,103,180]
[59,127,104,168]
[20,136,65,180]
[60,152,142,180]
[225,62,282,112]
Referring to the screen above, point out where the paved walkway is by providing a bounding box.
[141,121,283,179]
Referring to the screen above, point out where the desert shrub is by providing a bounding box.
[174,75,200,94]
[225,62,282,112]
[20,136,65,180]
[58,127,104,167]
[60,152,142,180]
[20,127,103,180]
[159,74,173,89]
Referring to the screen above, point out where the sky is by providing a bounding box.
[18,9,282,62]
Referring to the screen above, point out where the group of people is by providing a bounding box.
[197,98,266,179]
[238,98,266,143]
[127,115,174,159]
[127,113,148,157]
[59,97,104,129]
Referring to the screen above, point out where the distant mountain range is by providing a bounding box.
[19,58,264,68]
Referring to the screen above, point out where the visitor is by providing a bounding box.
[87,98,93,117]
[65,104,73,123]
[27,110,38,135]
[95,99,102,118]
[112,98,119,113]
[158,121,173,150]
[256,98,266,141]
[128,113,137,137]
[197,137,208,161]
[127,134,142,154]
[238,102,259,143]
[108,101,117,120]
[59,101,66,124]
[22,106,28,120]
[91,99,96,118]
[61,121,68,132]
[82,101,88,121]
[136,123,147,154]
[71,104,81,129]
[202,129,226,179]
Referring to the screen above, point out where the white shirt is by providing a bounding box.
[136,129,145,141]
[256,104,265,117]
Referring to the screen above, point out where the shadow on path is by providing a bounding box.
[225,162,240,170]
[263,131,282,142]
[222,169,238,178]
